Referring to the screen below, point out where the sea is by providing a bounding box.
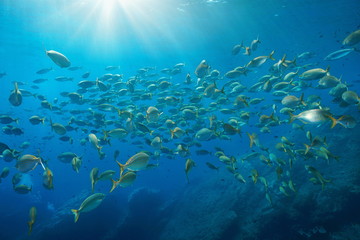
[0,0,360,239]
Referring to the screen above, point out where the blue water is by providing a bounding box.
[1,0,360,239]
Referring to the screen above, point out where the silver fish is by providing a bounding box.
[324,48,355,61]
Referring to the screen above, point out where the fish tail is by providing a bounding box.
[269,50,275,60]
[97,145,103,153]
[170,129,175,139]
[71,209,80,223]
[109,179,117,193]
[247,133,254,148]
[269,112,276,121]
[327,115,338,128]
[117,161,125,176]
[299,93,307,106]
[304,144,311,155]
[185,172,190,184]
[28,221,33,235]
[288,112,296,124]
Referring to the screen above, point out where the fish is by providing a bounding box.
[195,128,214,141]
[170,127,186,139]
[97,170,116,182]
[103,128,128,139]
[0,167,10,180]
[206,162,219,171]
[16,154,45,173]
[90,167,99,192]
[46,49,71,68]
[57,152,78,163]
[324,48,355,61]
[0,142,10,153]
[88,133,103,153]
[71,156,82,173]
[305,165,331,190]
[28,207,37,235]
[50,119,67,135]
[195,60,210,78]
[8,82,22,106]
[279,186,290,197]
[185,158,196,183]
[33,78,48,84]
[105,66,120,71]
[14,184,32,194]
[234,172,246,183]
[110,171,137,192]
[289,109,342,128]
[246,51,275,68]
[43,167,54,190]
[341,90,359,104]
[0,115,18,124]
[231,43,244,55]
[82,72,91,78]
[342,29,360,46]
[68,66,82,71]
[281,93,305,108]
[117,152,149,176]
[71,193,106,223]
[299,67,330,80]
[251,36,261,51]
[318,75,341,88]
[336,115,357,128]
[251,169,259,184]
[150,136,162,149]
[36,67,52,74]
[222,123,241,135]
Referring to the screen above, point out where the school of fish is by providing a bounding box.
[0,29,359,234]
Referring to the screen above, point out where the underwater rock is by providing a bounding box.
[159,176,239,240]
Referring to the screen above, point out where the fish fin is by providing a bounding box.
[269,50,275,60]
[325,66,330,73]
[39,158,46,170]
[71,209,80,223]
[42,42,47,55]
[109,179,117,193]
